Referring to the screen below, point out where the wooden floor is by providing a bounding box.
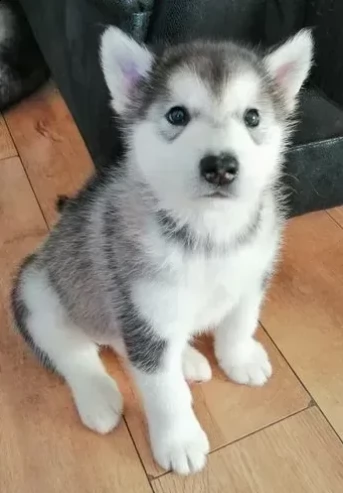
[1,83,343,492]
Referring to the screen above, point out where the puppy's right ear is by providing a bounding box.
[100,27,153,114]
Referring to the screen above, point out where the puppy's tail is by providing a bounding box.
[55,194,71,213]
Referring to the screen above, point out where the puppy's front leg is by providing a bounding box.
[123,312,209,475]
[215,287,272,386]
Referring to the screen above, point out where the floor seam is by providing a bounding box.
[326,210,343,230]
[3,112,50,230]
[260,322,343,447]
[151,404,314,483]
[123,415,156,491]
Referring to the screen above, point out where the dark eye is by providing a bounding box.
[244,109,260,128]
[166,106,190,126]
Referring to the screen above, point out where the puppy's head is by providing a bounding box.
[101,28,313,208]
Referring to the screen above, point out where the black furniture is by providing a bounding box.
[18,0,343,217]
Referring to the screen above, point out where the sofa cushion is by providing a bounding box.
[285,88,343,216]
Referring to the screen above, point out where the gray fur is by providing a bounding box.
[17,172,171,373]
[119,296,167,373]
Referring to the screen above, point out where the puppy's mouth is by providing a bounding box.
[197,183,237,201]
[204,190,230,199]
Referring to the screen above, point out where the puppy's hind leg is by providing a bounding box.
[13,263,123,434]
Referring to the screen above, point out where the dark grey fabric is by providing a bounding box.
[305,0,343,107]
[18,0,343,216]
[0,0,49,111]
[146,0,266,45]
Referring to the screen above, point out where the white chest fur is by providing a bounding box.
[132,214,280,339]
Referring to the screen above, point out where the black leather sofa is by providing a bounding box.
[18,0,343,217]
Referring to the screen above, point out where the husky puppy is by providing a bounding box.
[11,26,313,475]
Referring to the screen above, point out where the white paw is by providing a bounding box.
[72,373,123,434]
[217,339,272,386]
[151,416,209,475]
[183,345,212,382]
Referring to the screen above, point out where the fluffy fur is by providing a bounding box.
[0,0,48,110]
[11,26,313,475]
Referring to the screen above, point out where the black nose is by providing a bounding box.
[200,153,239,186]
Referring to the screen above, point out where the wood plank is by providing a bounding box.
[328,206,343,228]
[0,113,17,160]
[152,407,343,493]
[0,373,153,493]
[0,157,151,493]
[261,211,343,439]
[103,328,310,478]
[0,376,152,493]
[4,83,93,226]
[0,156,47,375]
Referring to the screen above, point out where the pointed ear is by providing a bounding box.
[100,27,153,114]
[264,29,314,110]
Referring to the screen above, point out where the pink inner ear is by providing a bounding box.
[275,62,294,86]
[122,62,141,91]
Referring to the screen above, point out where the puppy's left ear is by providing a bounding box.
[100,26,154,114]
[264,29,314,110]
